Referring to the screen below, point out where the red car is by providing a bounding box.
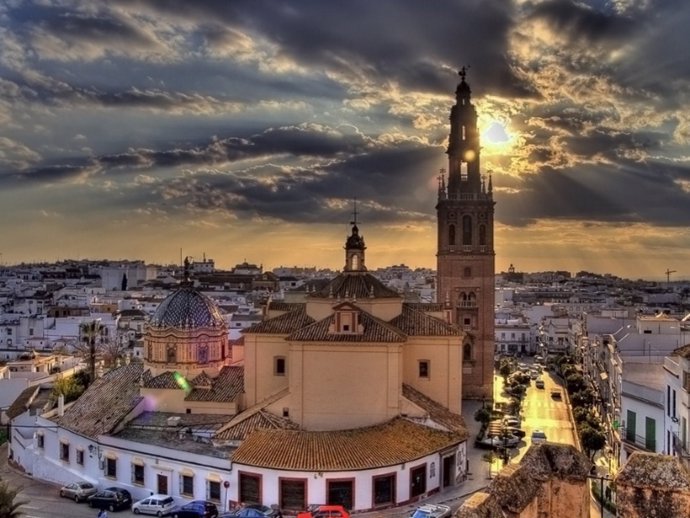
[296,505,350,518]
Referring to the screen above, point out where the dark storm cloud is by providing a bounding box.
[496,160,690,227]
[5,161,99,185]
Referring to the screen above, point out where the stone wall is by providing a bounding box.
[456,443,591,518]
[615,452,690,518]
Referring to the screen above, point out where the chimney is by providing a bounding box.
[58,394,64,417]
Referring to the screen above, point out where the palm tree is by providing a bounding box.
[0,480,28,518]
[79,319,104,386]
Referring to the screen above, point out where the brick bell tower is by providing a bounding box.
[436,67,495,400]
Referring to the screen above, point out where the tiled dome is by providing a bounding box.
[150,285,225,329]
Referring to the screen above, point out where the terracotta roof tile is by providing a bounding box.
[287,309,406,343]
[244,307,315,334]
[231,417,464,471]
[214,410,300,441]
[391,304,460,336]
[185,366,244,402]
[267,302,304,312]
[402,384,468,437]
[406,302,446,312]
[310,272,400,299]
[54,364,144,438]
[6,385,40,420]
[145,371,183,390]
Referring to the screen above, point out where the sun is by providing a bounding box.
[480,120,517,156]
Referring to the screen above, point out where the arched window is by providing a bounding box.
[463,343,472,362]
[351,254,359,270]
[449,224,456,245]
[462,215,472,245]
[463,266,472,278]
[479,224,487,246]
[198,345,208,364]
[166,344,176,363]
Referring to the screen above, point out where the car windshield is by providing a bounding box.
[411,510,431,518]
[160,497,174,505]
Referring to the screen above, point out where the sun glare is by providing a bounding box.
[481,120,517,156]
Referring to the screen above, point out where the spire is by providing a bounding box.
[344,199,367,272]
[488,172,493,194]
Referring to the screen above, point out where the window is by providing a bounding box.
[60,442,69,462]
[132,463,144,485]
[448,225,456,246]
[462,215,472,245]
[410,465,427,498]
[106,457,117,478]
[180,474,194,497]
[207,480,221,502]
[463,343,472,362]
[479,224,486,246]
[372,474,395,507]
[685,372,690,392]
[275,357,286,376]
[239,473,261,504]
[279,478,307,511]
[327,480,354,510]
[463,266,471,278]
[418,360,430,379]
[76,449,84,466]
[37,434,44,449]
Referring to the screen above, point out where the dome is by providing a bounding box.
[150,285,225,329]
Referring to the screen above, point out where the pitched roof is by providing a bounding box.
[185,366,244,402]
[6,385,41,420]
[267,301,304,312]
[54,363,144,438]
[214,410,300,441]
[310,272,400,299]
[287,310,406,343]
[244,307,315,334]
[402,384,468,437]
[231,417,464,471]
[144,371,183,390]
[406,302,446,312]
[391,304,460,336]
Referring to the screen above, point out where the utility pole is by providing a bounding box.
[665,269,677,284]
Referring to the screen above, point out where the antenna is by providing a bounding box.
[665,269,677,283]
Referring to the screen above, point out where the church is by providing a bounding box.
[9,71,493,514]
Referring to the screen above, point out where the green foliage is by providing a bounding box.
[580,425,607,459]
[474,407,491,425]
[570,388,595,408]
[0,428,7,446]
[72,369,91,388]
[572,407,601,430]
[498,359,513,380]
[52,375,85,404]
[0,480,28,518]
[565,373,586,394]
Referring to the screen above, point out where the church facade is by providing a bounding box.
[436,68,495,400]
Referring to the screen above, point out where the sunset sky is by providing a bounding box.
[2,0,690,280]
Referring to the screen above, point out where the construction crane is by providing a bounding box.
[666,269,677,283]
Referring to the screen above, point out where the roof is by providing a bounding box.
[402,384,468,437]
[185,366,244,402]
[144,371,183,390]
[310,272,400,300]
[616,451,690,490]
[149,285,226,329]
[6,385,40,420]
[267,301,304,312]
[672,343,690,359]
[214,410,300,441]
[244,307,315,334]
[287,309,406,343]
[391,304,460,337]
[54,363,145,438]
[231,417,465,471]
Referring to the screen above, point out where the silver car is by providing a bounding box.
[132,494,176,516]
[410,503,452,518]
[59,481,98,502]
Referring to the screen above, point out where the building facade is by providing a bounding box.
[436,68,495,399]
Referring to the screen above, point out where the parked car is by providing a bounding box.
[132,494,176,516]
[535,379,545,389]
[505,426,526,438]
[220,503,282,517]
[531,430,547,444]
[172,500,219,518]
[503,415,520,428]
[59,481,98,502]
[410,503,452,518]
[550,389,562,400]
[296,504,350,518]
[87,488,132,512]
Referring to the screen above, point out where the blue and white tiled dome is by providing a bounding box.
[150,286,225,329]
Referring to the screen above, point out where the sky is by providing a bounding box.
[1,0,690,280]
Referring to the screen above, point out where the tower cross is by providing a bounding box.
[350,198,359,226]
[459,65,470,81]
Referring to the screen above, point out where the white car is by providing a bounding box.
[503,415,520,427]
[410,503,452,518]
[531,430,547,444]
[132,494,176,516]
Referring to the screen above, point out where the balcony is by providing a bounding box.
[458,301,477,309]
[622,430,656,452]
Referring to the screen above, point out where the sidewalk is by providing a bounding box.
[356,399,492,517]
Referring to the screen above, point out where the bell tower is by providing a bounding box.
[436,67,495,400]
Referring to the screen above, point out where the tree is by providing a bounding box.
[474,407,491,425]
[0,480,28,518]
[79,319,104,386]
[52,374,85,404]
[570,388,595,408]
[121,272,128,291]
[565,373,586,394]
[498,359,513,380]
[580,425,607,460]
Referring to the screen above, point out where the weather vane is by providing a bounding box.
[459,65,470,80]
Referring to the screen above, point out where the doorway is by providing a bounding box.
[157,474,168,495]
